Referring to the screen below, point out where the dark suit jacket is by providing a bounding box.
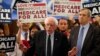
[69,24,100,56]
[25,30,69,56]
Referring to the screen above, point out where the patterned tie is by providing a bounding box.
[47,35,51,56]
[77,27,84,56]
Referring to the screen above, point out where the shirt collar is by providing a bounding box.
[22,30,29,35]
[80,23,90,29]
[46,32,54,37]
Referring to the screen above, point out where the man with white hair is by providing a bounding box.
[25,17,69,56]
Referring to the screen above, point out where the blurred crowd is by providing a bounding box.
[0,8,100,56]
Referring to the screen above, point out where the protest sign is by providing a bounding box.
[53,0,81,16]
[0,36,16,52]
[17,3,47,23]
[0,0,11,23]
[0,9,11,23]
[83,2,100,17]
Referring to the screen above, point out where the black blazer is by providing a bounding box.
[69,24,100,56]
[26,30,69,56]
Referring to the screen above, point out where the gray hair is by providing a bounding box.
[44,17,58,25]
[80,8,92,17]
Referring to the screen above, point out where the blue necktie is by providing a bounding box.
[25,32,28,40]
[77,27,84,56]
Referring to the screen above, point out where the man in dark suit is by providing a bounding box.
[26,17,69,56]
[68,8,100,56]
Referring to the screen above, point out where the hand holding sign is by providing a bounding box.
[17,20,23,29]
[19,40,30,53]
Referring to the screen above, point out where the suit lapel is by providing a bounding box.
[73,26,80,47]
[82,25,93,50]
[53,31,60,53]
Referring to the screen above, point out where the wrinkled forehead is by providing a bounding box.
[22,23,32,27]
[79,9,90,17]
[45,19,56,25]
[23,23,30,25]
[79,10,87,14]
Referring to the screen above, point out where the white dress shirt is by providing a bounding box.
[46,32,54,56]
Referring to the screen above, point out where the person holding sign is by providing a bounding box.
[17,20,32,56]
